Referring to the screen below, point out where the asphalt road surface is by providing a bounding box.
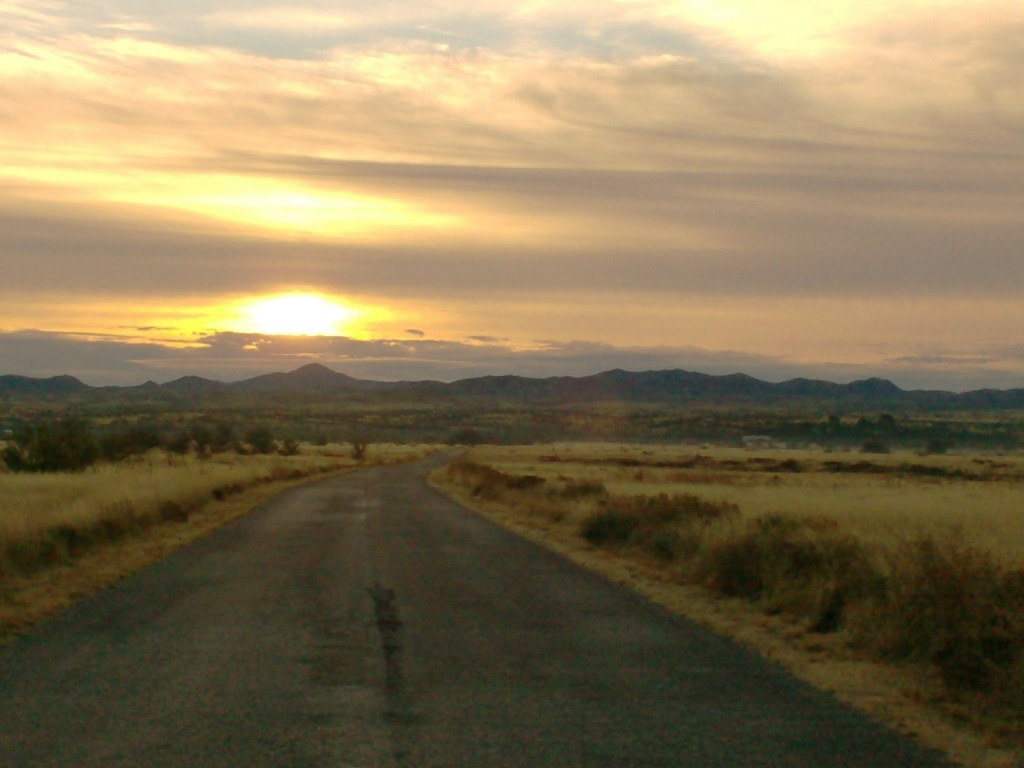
[0,455,954,767]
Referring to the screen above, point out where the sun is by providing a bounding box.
[237,293,358,336]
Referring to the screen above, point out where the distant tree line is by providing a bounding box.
[0,414,303,473]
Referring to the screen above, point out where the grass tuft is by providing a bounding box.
[697,514,881,631]
[579,493,738,561]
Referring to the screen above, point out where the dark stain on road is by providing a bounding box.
[368,582,405,709]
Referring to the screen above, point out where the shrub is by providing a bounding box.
[560,478,607,498]
[860,439,890,454]
[580,508,639,546]
[855,536,1024,692]
[2,416,99,472]
[246,427,277,455]
[166,430,193,455]
[579,493,738,561]
[446,460,547,500]
[279,438,301,456]
[99,422,164,461]
[698,514,880,631]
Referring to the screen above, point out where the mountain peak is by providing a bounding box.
[846,377,904,397]
[234,363,359,392]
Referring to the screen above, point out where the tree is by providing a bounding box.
[246,427,277,455]
[2,416,99,472]
[351,439,370,461]
[99,422,163,461]
[860,438,890,454]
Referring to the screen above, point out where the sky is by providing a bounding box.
[2,0,1023,390]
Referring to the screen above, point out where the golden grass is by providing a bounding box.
[461,443,1024,564]
[431,443,1024,768]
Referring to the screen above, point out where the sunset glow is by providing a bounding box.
[232,294,362,337]
[1,1,1023,388]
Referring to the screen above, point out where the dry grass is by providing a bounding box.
[460,443,1024,563]
[432,443,1024,768]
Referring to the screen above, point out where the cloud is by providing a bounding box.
[2,2,1024,389]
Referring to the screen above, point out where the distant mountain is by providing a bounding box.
[443,369,912,406]
[232,363,367,393]
[160,375,226,396]
[1,364,1023,411]
[0,374,90,397]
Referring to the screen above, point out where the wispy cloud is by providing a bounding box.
[2,1,1023,388]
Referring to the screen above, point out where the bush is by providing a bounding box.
[698,514,880,631]
[246,427,277,455]
[860,439,890,454]
[580,508,639,546]
[580,493,738,561]
[856,536,1024,692]
[2,416,99,472]
[446,460,548,500]
[560,478,608,498]
[99,422,164,462]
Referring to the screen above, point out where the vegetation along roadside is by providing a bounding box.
[430,443,1024,768]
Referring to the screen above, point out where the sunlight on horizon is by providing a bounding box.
[227,293,371,337]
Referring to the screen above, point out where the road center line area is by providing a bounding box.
[0,456,954,767]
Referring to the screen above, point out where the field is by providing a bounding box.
[432,443,1024,766]
[443,443,1024,561]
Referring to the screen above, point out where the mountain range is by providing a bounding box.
[2,363,1023,410]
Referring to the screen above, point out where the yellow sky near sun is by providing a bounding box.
[668,0,986,58]
[0,292,410,343]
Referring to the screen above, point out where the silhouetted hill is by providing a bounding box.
[160,375,226,395]
[1,365,1023,411]
[232,363,368,393]
[442,369,914,406]
[0,374,89,397]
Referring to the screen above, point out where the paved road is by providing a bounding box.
[0,456,953,767]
